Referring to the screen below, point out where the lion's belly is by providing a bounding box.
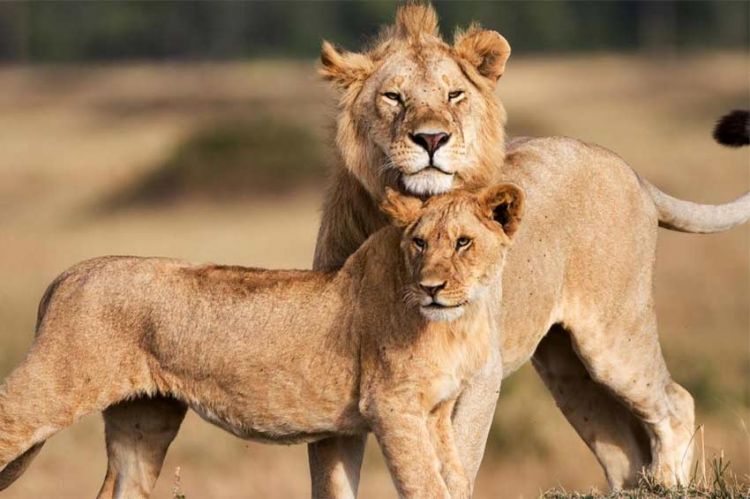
[190,397,367,445]
[498,230,565,375]
[159,333,367,444]
[493,139,575,373]
[497,150,569,373]
[187,369,366,444]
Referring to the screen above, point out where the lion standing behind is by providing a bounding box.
[306,4,749,497]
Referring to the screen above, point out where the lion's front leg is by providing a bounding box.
[308,435,366,499]
[450,356,503,487]
[366,397,450,499]
[430,400,470,499]
[309,169,379,499]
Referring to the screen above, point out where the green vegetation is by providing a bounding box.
[104,117,328,209]
[0,1,747,62]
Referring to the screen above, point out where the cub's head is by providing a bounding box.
[320,4,510,198]
[381,183,524,322]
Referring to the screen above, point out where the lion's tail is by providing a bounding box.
[0,443,45,491]
[640,110,750,234]
[714,110,750,147]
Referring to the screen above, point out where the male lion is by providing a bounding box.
[0,184,524,498]
[307,4,750,497]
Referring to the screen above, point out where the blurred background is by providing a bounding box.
[0,1,747,497]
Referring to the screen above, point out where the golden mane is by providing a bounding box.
[319,3,510,202]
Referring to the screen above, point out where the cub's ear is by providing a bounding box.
[380,188,424,228]
[453,25,511,83]
[478,183,525,239]
[319,41,374,89]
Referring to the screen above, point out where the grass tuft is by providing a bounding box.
[172,466,186,499]
[541,454,750,498]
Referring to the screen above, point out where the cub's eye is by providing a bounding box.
[383,92,402,103]
[455,237,472,250]
[412,237,426,250]
[448,90,465,102]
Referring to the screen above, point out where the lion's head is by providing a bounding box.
[381,183,524,322]
[320,4,510,199]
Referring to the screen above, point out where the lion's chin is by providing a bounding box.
[419,304,465,322]
[400,168,455,196]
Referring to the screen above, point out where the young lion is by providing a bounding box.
[0,184,524,498]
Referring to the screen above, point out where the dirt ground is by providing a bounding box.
[0,53,747,497]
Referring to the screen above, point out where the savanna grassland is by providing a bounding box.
[0,54,747,498]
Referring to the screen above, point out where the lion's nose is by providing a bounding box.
[419,280,446,297]
[410,132,451,156]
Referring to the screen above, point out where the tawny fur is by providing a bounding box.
[0,186,523,499]
[307,4,749,497]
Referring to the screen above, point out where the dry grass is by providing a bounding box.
[0,53,747,497]
[543,454,750,498]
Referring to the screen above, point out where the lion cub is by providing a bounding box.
[0,184,523,498]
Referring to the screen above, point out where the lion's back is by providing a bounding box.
[504,135,657,222]
[37,255,194,324]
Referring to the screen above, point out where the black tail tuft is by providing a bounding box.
[713,110,750,147]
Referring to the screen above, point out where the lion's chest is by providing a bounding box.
[429,335,493,406]
[376,319,496,412]
[426,373,462,408]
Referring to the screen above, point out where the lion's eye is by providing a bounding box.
[383,92,402,103]
[413,237,426,250]
[456,237,472,250]
[448,90,465,102]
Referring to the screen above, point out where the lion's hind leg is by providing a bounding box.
[568,311,696,487]
[0,347,99,485]
[0,351,73,472]
[0,443,44,490]
[97,396,187,499]
[0,336,145,489]
[533,326,651,489]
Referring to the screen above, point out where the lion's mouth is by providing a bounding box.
[397,166,456,196]
[418,300,468,322]
[421,300,467,310]
[411,165,454,176]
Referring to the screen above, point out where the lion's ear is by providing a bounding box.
[380,188,424,228]
[478,183,524,239]
[319,41,374,89]
[453,26,511,83]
